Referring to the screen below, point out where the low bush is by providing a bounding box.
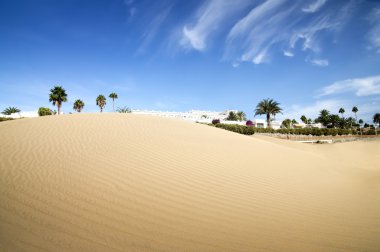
[38,107,53,116]
[0,117,13,122]
[208,123,366,137]
[212,119,220,125]
[215,123,255,135]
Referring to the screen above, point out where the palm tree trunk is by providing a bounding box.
[57,104,61,115]
[113,99,115,112]
[266,114,270,128]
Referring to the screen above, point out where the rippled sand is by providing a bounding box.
[1,113,379,251]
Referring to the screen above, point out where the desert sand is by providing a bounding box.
[0,113,379,251]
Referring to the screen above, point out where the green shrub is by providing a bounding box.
[0,117,13,122]
[38,107,53,116]
[215,123,255,135]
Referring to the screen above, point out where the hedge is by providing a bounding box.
[213,123,255,135]
[208,123,378,136]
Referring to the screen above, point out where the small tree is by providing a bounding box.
[38,107,53,116]
[109,93,118,112]
[96,95,107,112]
[73,99,85,112]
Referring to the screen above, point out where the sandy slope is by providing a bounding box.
[0,113,379,252]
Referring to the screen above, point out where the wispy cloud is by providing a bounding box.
[319,75,380,97]
[283,50,294,57]
[367,8,380,52]
[137,5,173,54]
[302,0,327,13]
[180,0,252,51]
[224,0,355,65]
[310,59,329,67]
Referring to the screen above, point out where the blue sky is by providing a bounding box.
[0,0,379,122]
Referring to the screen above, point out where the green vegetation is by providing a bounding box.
[49,86,68,115]
[38,107,53,116]
[225,111,246,121]
[254,98,282,128]
[339,107,345,119]
[300,115,307,124]
[2,107,21,115]
[109,92,118,112]
[207,123,379,136]
[73,99,85,112]
[281,119,292,129]
[0,117,13,122]
[96,95,107,112]
[116,106,131,113]
[211,123,255,135]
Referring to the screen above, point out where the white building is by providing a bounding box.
[248,119,282,130]
[292,122,324,129]
[131,109,236,122]
[3,111,39,119]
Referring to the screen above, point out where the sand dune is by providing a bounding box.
[0,113,379,251]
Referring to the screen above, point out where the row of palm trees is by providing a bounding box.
[253,98,380,130]
[49,86,119,114]
[46,87,380,128]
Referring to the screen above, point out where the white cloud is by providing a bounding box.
[302,0,327,13]
[137,6,173,54]
[310,59,329,67]
[368,8,380,52]
[283,50,294,57]
[252,49,268,64]
[180,0,251,51]
[319,75,380,97]
[223,0,355,65]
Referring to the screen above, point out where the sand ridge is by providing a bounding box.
[0,113,379,251]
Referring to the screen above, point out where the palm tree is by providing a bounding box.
[236,111,247,121]
[116,106,131,113]
[352,106,358,122]
[339,108,345,119]
[49,86,68,115]
[317,109,330,127]
[2,107,21,115]
[300,115,307,124]
[358,119,363,136]
[281,119,291,129]
[226,111,238,121]
[109,93,118,112]
[96,95,107,112]
[329,114,340,128]
[73,99,85,112]
[254,98,282,128]
[373,113,380,135]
